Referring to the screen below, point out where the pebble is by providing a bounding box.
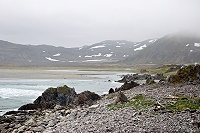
[89,104,99,109]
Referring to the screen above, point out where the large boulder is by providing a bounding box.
[34,85,76,109]
[115,91,129,103]
[19,85,101,111]
[115,81,139,92]
[18,103,40,110]
[19,85,77,110]
[108,88,115,94]
[75,91,100,106]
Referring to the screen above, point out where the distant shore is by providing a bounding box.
[0,67,122,79]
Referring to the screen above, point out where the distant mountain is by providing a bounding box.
[1,32,198,67]
[123,33,200,64]
[0,39,155,66]
[76,40,155,63]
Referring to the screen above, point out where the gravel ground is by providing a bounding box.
[2,84,199,133]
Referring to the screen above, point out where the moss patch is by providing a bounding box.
[57,85,71,94]
[49,87,57,93]
[145,65,179,78]
[49,85,73,94]
[166,96,200,112]
[107,94,155,110]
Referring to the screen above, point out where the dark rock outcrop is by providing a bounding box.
[19,85,75,110]
[75,91,101,106]
[108,88,115,94]
[115,92,129,103]
[19,85,100,110]
[167,64,200,84]
[18,104,40,110]
[117,74,151,83]
[115,81,139,92]
[32,85,77,110]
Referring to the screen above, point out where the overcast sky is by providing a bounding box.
[0,0,199,47]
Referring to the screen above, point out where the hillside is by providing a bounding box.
[1,32,200,67]
[123,33,200,64]
[0,39,154,67]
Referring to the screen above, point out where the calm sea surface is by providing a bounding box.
[0,70,131,115]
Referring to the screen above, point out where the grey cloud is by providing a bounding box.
[0,0,200,47]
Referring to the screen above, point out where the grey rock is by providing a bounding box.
[115,92,129,103]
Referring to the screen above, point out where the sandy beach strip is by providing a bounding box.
[0,67,117,79]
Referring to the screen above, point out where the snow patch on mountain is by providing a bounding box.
[149,39,157,43]
[85,53,102,58]
[194,43,200,47]
[117,42,125,45]
[90,45,105,49]
[82,59,106,62]
[93,53,102,57]
[104,54,112,57]
[134,44,147,51]
[53,53,61,56]
[69,61,77,63]
[123,55,129,57]
[45,57,60,62]
[85,55,92,58]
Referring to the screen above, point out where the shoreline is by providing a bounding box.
[0,69,125,116]
[0,68,122,80]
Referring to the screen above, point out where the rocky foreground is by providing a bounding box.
[0,84,199,133]
[0,65,200,133]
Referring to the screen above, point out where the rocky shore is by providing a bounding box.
[0,64,200,132]
[1,84,199,133]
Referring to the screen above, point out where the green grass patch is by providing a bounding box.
[146,65,178,77]
[107,94,155,110]
[166,97,200,112]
